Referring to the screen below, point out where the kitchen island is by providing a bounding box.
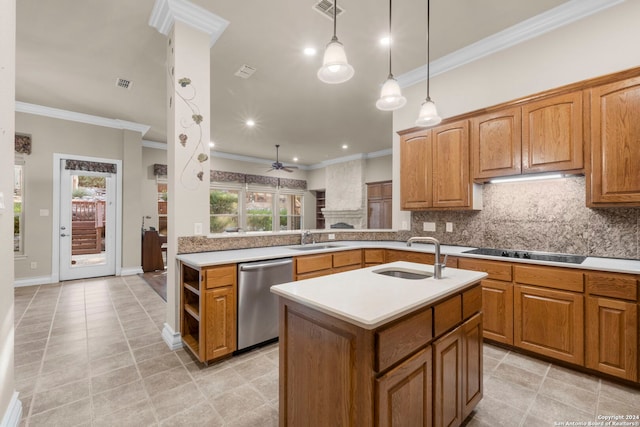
[271,261,488,427]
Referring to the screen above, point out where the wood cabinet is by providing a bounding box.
[471,92,583,181]
[315,190,326,229]
[367,181,392,229]
[364,248,385,266]
[587,76,640,206]
[294,249,362,280]
[180,263,237,363]
[514,285,584,365]
[458,258,514,345]
[400,121,480,210]
[386,249,435,265]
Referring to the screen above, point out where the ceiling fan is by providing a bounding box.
[267,144,298,173]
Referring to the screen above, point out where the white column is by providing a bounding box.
[149,0,228,349]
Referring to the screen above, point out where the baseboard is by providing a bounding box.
[120,266,143,276]
[13,275,56,287]
[162,323,183,351]
[0,392,22,427]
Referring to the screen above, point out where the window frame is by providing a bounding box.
[14,158,25,257]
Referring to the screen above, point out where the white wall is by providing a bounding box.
[365,155,392,183]
[392,0,640,228]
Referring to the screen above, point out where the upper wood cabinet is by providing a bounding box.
[587,76,640,207]
[400,120,480,210]
[471,92,584,181]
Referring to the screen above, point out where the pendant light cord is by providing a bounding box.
[333,0,338,40]
[426,0,431,100]
[388,0,393,77]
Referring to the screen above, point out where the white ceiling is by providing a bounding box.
[16,0,583,165]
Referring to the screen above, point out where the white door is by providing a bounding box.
[59,166,116,281]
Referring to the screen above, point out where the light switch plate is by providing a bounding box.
[0,192,4,210]
[194,222,203,235]
[328,234,335,240]
[446,222,453,232]
[423,222,436,232]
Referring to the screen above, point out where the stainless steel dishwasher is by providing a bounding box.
[237,258,293,351]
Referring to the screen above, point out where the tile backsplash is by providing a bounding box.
[411,176,640,260]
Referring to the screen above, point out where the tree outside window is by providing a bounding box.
[246,191,273,231]
[210,189,239,232]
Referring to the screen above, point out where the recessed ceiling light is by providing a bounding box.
[293,157,299,162]
[342,144,348,149]
[303,47,317,56]
[209,142,215,148]
[380,36,391,46]
[246,119,255,127]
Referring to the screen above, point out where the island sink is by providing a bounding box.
[373,267,433,280]
[289,244,344,251]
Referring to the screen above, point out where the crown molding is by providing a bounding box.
[307,148,393,170]
[149,0,229,47]
[142,140,168,150]
[15,102,151,136]
[397,0,624,88]
[212,151,312,170]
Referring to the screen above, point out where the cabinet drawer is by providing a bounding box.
[333,250,362,268]
[376,308,433,372]
[386,250,435,264]
[514,265,583,292]
[364,249,385,264]
[462,285,482,320]
[586,272,638,301]
[458,258,512,282]
[434,295,462,337]
[205,264,236,289]
[295,254,333,275]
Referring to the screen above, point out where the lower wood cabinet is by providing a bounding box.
[205,285,236,360]
[294,250,362,280]
[514,285,584,365]
[586,296,638,381]
[480,280,513,345]
[461,313,483,419]
[376,346,433,427]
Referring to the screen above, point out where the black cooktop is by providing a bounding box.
[462,248,586,264]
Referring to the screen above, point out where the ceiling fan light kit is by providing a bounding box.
[415,0,442,127]
[376,0,406,111]
[318,0,354,84]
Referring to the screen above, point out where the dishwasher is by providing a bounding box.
[237,258,293,351]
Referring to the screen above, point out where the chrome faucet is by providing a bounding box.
[301,230,314,245]
[406,236,447,279]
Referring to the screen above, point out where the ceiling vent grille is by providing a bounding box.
[313,0,344,20]
[234,64,257,79]
[116,78,132,89]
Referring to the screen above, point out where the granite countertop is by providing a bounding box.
[270,261,487,329]
[176,240,640,274]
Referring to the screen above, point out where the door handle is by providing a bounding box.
[60,233,68,237]
[60,226,66,230]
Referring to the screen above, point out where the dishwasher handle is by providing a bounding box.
[240,259,293,271]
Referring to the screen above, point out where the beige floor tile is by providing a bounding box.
[233,354,278,382]
[226,403,278,427]
[137,352,183,378]
[28,398,92,427]
[14,328,50,345]
[491,361,545,391]
[15,374,38,397]
[250,370,279,403]
[482,376,537,412]
[144,365,193,397]
[43,340,87,361]
[133,341,173,363]
[37,362,90,392]
[30,379,90,415]
[91,365,140,394]
[92,380,148,418]
[501,351,550,376]
[466,395,526,427]
[90,350,135,377]
[539,376,598,415]
[41,351,89,375]
[92,397,158,427]
[127,331,164,349]
[599,379,640,409]
[20,394,32,419]
[597,395,640,417]
[14,361,42,381]
[482,344,508,361]
[196,367,246,398]
[210,384,268,423]
[547,365,600,391]
[88,340,130,361]
[123,324,160,339]
[150,381,206,421]
[158,401,223,427]
[527,394,595,424]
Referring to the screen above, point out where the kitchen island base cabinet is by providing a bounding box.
[278,283,483,427]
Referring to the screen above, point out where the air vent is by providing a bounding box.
[116,78,132,89]
[234,64,257,79]
[313,0,344,20]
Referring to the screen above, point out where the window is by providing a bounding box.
[210,185,303,233]
[210,189,240,233]
[14,161,24,255]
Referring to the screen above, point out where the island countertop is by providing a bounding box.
[270,261,487,330]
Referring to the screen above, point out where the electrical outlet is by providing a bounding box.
[328,234,335,240]
[401,221,408,230]
[423,222,436,232]
[30,262,37,269]
[194,222,203,235]
[446,222,453,232]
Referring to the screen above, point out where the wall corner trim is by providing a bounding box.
[162,323,184,350]
[0,392,22,427]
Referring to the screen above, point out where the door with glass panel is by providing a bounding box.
[59,164,116,280]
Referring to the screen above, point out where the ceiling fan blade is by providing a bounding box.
[282,168,295,173]
[265,167,275,172]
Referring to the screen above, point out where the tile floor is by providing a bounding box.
[13,276,640,426]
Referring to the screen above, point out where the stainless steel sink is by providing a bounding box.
[373,268,433,280]
[289,244,344,251]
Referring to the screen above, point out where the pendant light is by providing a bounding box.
[376,0,406,111]
[415,0,442,127]
[317,0,354,84]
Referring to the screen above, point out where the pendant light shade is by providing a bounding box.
[376,0,405,111]
[415,0,442,127]
[318,0,354,84]
[376,76,406,111]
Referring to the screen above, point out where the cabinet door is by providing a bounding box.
[462,313,483,420]
[432,120,471,208]
[386,249,435,265]
[400,130,432,209]
[586,296,638,381]
[514,285,584,365]
[376,346,433,427]
[433,327,462,427]
[205,286,236,360]
[522,91,584,174]
[481,280,514,345]
[588,76,640,206]
[470,107,522,180]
